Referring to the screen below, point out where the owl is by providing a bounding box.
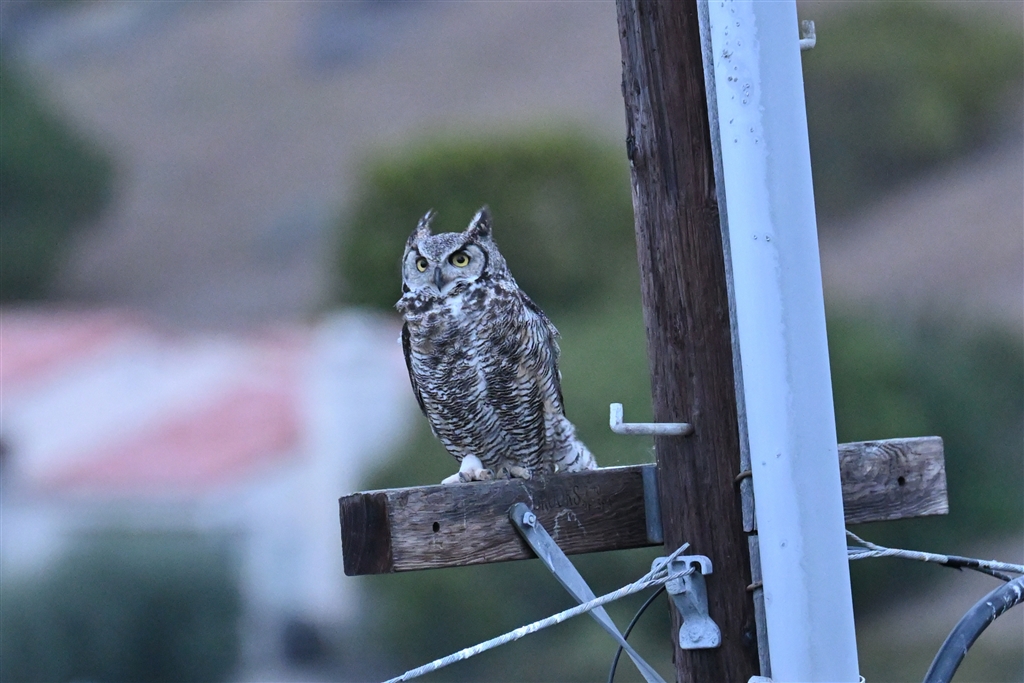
[396,207,597,484]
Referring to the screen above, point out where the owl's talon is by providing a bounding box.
[508,465,532,480]
[457,467,492,483]
[442,455,493,484]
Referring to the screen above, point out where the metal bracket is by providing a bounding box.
[642,466,664,544]
[509,503,666,683]
[799,19,816,50]
[610,403,693,436]
[652,554,722,650]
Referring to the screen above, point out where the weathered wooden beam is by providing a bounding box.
[839,436,947,525]
[341,465,651,576]
[340,436,946,575]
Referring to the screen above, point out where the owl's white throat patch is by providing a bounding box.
[445,290,466,317]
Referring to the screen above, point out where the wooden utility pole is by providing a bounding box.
[616,1,760,680]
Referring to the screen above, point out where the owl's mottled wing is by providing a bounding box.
[520,292,565,413]
[401,322,428,417]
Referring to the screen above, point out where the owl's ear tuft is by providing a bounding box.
[466,206,492,241]
[407,209,435,246]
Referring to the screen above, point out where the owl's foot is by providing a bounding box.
[441,455,494,484]
[496,465,532,480]
[459,468,494,483]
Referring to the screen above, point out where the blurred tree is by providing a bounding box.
[335,131,636,313]
[804,3,1023,220]
[829,312,1024,609]
[0,532,241,683]
[0,63,114,300]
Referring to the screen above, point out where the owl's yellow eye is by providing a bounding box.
[415,257,429,272]
[449,251,470,268]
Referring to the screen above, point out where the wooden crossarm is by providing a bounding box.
[838,436,947,524]
[340,436,946,575]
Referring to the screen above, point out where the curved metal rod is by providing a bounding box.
[609,403,693,436]
[922,575,1024,683]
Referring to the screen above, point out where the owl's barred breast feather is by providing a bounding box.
[396,207,596,482]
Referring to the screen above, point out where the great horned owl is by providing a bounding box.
[396,207,597,484]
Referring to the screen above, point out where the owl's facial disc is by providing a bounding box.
[404,239,486,298]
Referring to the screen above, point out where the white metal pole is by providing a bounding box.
[698,1,860,681]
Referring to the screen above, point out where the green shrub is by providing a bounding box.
[828,312,1024,609]
[335,131,636,313]
[804,4,1023,219]
[0,64,114,300]
[0,532,241,683]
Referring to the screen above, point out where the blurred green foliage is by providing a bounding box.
[0,63,114,300]
[829,313,1024,610]
[336,131,636,313]
[804,3,1023,220]
[0,532,241,683]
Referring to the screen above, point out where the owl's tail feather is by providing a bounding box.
[556,437,597,472]
[548,414,597,473]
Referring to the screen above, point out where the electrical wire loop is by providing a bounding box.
[381,543,693,683]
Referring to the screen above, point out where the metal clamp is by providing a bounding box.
[509,503,666,683]
[652,554,721,650]
[610,403,693,436]
[799,19,816,50]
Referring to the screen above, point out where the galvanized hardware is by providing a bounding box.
[652,554,722,650]
[610,403,694,436]
[799,19,816,50]
[509,503,666,683]
[642,466,664,544]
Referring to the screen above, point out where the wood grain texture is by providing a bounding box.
[340,466,651,575]
[616,0,759,679]
[840,436,948,525]
[340,492,393,576]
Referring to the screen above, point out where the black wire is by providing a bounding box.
[922,575,1024,683]
[955,564,1015,582]
[606,585,666,683]
[939,554,1016,582]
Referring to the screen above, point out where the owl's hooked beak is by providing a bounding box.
[433,266,447,292]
